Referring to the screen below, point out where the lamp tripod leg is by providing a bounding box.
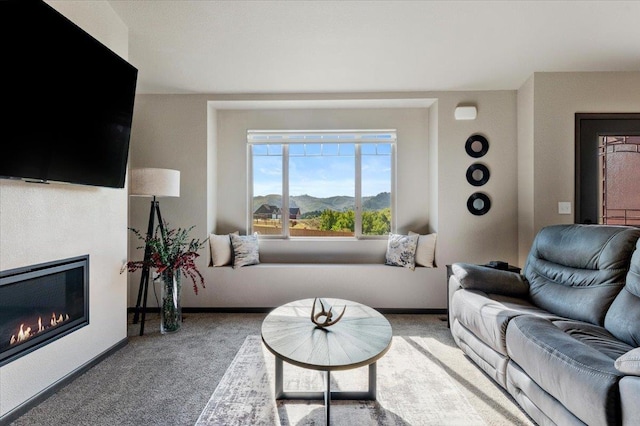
[132,274,144,325]
[139,269,149,336]
[132,199,157,335]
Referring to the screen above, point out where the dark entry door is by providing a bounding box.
[575,113,640,224]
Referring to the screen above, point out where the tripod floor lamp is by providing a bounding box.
[129,168,180,336]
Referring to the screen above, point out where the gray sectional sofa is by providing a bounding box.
[449,224,640,425]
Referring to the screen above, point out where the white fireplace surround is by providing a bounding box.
[0,1,129,420]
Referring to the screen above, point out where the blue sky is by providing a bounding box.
[253,143,391,198]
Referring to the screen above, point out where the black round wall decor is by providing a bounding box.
[467,192,491,215]
[465,134,489,158]
[466,163,490,186]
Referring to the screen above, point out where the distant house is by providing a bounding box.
[254,204,280,220]
[254,204,301,221]
[289,207,301,220]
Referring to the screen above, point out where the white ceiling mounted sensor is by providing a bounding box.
[455,106,477,120]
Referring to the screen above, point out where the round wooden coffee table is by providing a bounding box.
[261,298,393,425]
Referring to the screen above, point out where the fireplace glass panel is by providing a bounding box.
[0,255,89,366]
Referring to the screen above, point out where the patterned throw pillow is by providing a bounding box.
[230,233,260,268]
[385,233,419,270]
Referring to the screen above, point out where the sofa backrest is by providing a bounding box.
[524,224,640,325]
[605,239,640,346]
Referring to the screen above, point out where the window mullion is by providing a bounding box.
[282,144,290,238]
[355,144,362,238]
[391,143,397,233]
[247,145,253,233]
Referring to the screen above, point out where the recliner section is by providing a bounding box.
[506,316,626,425]
[449,224,640,425]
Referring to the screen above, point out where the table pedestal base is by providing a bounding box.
[274,357,377,426]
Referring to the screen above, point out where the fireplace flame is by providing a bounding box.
[9,312,71,347]
[9,324,33,345]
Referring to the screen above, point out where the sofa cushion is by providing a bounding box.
[605,239,640,346]
[451,289,560,355]
[619,376,640,426]
[506,315,624,425]
[524,224,640,325]
[552,320,633,360]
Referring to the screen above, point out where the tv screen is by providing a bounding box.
[0,0,138,188]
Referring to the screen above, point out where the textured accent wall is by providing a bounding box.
[0,1,129,418]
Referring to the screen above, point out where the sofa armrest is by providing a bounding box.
[615,347,640,376]
[451,262,529,297]
[620,376,640,426]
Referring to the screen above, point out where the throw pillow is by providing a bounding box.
[385,233,419,270]
[209,231,239,267]
[451,263,529,297]
[409,231,437,267]
[230,233,260,268]
[615,347,640,376]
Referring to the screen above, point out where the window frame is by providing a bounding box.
[247,129,397,239]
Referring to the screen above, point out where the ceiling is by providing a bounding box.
[107,1,640,95]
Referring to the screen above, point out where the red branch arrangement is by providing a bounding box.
[124,222,207,295]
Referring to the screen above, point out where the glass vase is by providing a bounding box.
[159,269,181,334]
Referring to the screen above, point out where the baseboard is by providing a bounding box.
[0,338,128,425]
[127,307,270,314]
[376,308,447,315]
[128,307,447,315]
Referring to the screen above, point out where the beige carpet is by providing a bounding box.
[196,335,486,425]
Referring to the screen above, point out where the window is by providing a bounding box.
[248,130,396,238]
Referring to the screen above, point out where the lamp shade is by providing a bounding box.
[129,168,180,197]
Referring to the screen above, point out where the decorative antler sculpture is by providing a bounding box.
[311,298,346,328]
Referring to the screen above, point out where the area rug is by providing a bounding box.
[196,335,485,425]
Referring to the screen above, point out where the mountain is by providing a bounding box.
[253,192,390,214]
[362,192,391,211]
[290,194,355,213]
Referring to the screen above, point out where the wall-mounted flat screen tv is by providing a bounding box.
[0,0,138,188]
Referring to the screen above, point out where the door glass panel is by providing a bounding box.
[599,136,640,225]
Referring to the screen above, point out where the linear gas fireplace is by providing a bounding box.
[0,255,89,366]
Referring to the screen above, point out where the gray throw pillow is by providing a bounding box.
[452,262,529,297]
[230,233,260,268]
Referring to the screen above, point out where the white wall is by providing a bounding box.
[128,95,210,307]
[517,71,640,263]
[435,92,518,271]
[0,1,130,418]
[517,76,535,266]
[128,91,518,309]
[216,107,431,263]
